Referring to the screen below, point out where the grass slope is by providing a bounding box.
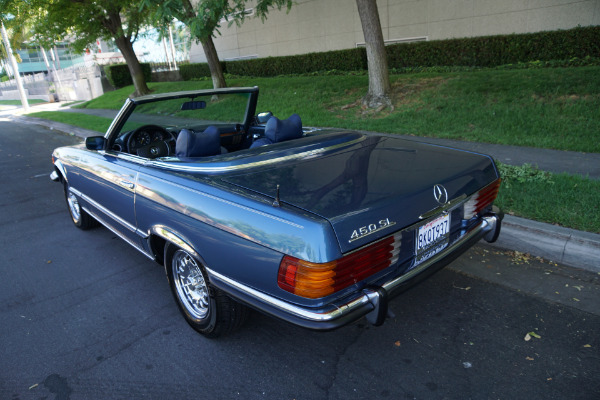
[77,67,600,152]
[27,111,113,133]
[496,164,600,233]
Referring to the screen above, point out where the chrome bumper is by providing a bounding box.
[50,170,60,182]
[208,211,503,330]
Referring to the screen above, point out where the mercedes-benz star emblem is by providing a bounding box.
[433,184,448,205]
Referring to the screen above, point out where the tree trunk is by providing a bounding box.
[114,36,151,96]
[201,36,226,89]
[356,0,391,109]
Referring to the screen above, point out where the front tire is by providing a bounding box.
[64,182,97,230]
[165,246,249,338]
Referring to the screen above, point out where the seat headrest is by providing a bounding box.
[176,126,221,158]
[264,114,303,143]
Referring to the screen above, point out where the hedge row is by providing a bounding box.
[387,26,600,68]
[104,63,152,88]
[227,48,367,76]
[179,62,221,81]
[180,25,600,79]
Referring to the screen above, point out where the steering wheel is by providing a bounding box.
[127,124,175,157]
[135,141,170,159]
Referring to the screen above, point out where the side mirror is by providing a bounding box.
[85,136,106,150]
[256,111,273,124]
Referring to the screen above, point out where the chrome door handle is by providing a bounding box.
[120,180,135,189]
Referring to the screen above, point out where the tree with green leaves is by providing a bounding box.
[1,0,156,96]
[142,0,292,89]
[0,6,30,73]
[46,0,157,96]
[1,40,14,78]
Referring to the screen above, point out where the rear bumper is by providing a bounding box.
[208,209,503,330]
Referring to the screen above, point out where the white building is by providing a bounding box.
[190,0,600,63]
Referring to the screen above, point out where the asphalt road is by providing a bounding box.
[1,120,599,400]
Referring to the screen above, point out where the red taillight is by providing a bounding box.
[277,234,401,299]
[463,179,501,219]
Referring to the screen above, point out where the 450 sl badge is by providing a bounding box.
[349,218,396,243]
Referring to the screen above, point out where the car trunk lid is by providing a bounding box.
[222,135,498,253]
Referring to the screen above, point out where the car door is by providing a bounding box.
[66,149,144,249]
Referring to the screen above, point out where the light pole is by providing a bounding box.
[168,24,177,70]
[1,20,29,112]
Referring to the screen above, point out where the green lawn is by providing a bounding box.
[76,67,600,153]
[0,99,47,105]
[496,164,600,233]
[27,111,113,133]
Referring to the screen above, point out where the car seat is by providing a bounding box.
[250,114,303,148]
[176,126,223,158]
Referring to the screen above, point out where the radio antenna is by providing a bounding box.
[272,185,281,207]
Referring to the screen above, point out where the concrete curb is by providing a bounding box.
[490,215,600,273]
[13,114,600,273]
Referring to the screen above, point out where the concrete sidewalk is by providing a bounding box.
[367,131,600,180]
[8,102,600,273]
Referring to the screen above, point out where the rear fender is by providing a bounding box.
[150,225,203,267]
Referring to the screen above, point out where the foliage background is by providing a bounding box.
[180,26,600,79]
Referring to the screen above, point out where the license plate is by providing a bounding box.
[414,213,450,264]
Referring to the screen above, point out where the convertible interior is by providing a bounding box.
[113,113,304,160]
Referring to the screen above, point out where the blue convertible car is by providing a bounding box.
[51,87,503,337]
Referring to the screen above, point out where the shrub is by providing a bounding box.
[226,48,367,77]
[179,62,220,80]
[104,63,152,88]
[179,25,600,80]
[497,163,554,189]
[386,25,600,68]
[181,48,367,80]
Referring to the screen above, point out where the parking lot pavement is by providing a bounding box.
[449,244,600,317]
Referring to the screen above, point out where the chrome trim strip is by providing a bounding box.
[419,194,467,220]
[83,206,154,261]
[111,152,149,164]
[149,225,201,260]
[104,99,134,139]
[70,187,147,238]
[206,217,496,323]
[146,136,368,173]
[53,159,67,183]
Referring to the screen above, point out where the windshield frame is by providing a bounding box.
[105,86,259,145]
